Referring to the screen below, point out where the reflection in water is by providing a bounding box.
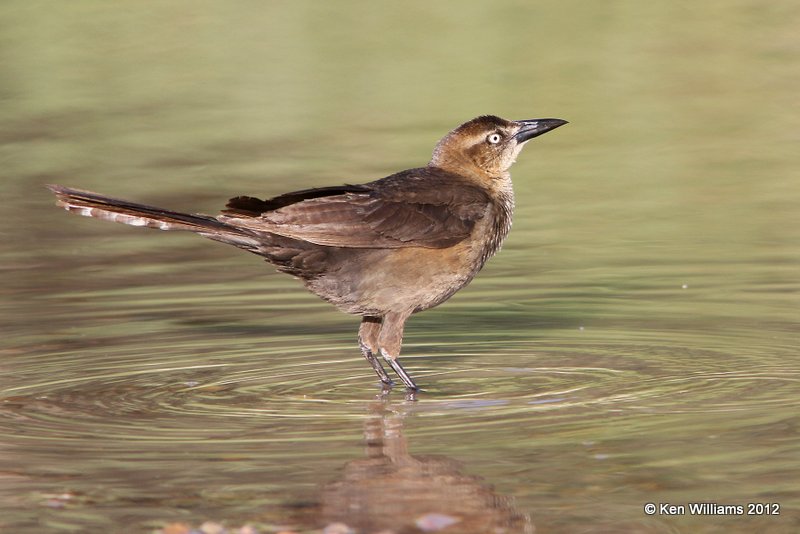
[320,400,532,534]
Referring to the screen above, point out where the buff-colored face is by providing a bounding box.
[462,121,526,175]
[430,115,567,179]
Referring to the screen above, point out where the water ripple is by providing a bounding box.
[4,323,797,449]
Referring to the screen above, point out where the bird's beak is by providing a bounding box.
[514,118,568,143]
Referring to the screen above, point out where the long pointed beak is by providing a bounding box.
[514,118,568,143]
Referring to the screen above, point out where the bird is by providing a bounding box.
[47,115,567,392]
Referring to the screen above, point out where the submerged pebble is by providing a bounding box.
[158,523,265,534]
[322,523,354,534]
[199,521,226,534]
[415,513,460,531]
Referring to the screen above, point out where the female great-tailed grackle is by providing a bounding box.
[48,115,567,391]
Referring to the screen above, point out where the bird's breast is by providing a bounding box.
[305,190,514,316]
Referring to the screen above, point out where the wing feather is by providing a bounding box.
[218,169,490,249]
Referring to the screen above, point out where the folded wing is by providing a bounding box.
[219,169,489,249]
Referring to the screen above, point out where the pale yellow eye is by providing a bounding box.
[486,133,502,144]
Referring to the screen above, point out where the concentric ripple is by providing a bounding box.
[4,320,798,449]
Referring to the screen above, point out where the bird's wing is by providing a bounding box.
[218,169,490,249]
[222,184,373,216]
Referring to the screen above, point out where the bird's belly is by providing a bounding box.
[306,241,483,316]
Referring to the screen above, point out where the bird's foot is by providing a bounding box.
[379,349,419,391]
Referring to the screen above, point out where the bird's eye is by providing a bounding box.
[486,133,502,144]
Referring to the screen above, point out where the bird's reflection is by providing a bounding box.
[319,398,532,534]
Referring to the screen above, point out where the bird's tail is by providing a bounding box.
[47,184,261,250]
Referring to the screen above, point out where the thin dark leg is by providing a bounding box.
[359,316,393,386]
[381,350,418,391]
[360,341,393,385]
[376,311,419,391]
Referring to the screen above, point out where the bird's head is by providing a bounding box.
[430,115,567,182]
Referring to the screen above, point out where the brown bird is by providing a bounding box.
[48,115,567,391]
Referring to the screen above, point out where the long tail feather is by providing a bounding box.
[47,184,261,249]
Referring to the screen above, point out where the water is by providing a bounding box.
[2,1,799,532]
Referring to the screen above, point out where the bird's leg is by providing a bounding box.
[359,316,393,386]
[384,357,418,393]
[378,311,418,391]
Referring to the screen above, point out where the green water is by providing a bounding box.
[2,1,799,532]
